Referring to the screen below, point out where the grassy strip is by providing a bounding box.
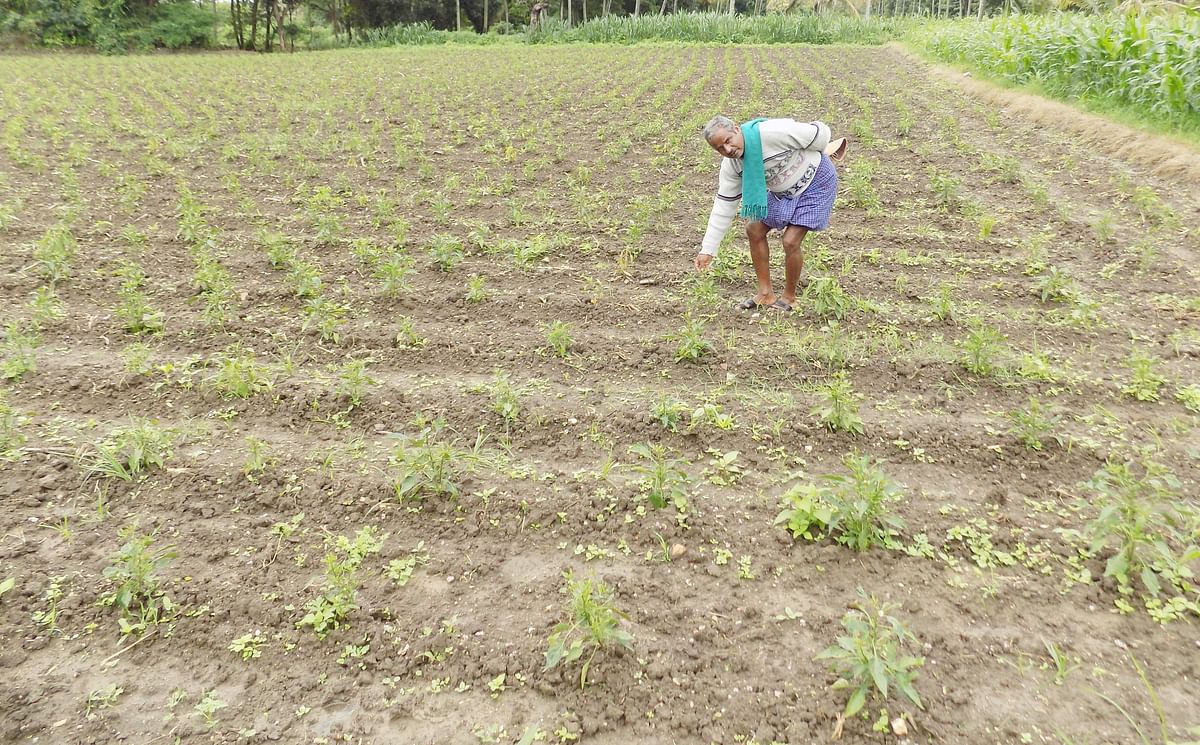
[917,13,1200,140]
[349,13,911,48]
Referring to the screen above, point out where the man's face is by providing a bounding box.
[708,126,743,159]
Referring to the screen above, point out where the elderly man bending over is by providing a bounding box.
[695,115,844,313]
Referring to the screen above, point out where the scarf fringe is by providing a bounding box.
[740,204,769,221]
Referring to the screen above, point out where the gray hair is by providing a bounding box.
[702,115,737,142]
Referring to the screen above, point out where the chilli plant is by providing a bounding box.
[1080,458,1197,599]
[816,587,924,718]
[545,572,633,689]
[776,454,906,551]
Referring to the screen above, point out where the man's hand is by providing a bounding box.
[694,252,713,272]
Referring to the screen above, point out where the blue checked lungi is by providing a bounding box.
[761,153,838,232]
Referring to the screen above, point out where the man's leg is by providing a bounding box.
[780,225,808,306]
[746,220,775,305]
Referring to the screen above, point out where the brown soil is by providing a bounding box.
[0,44,1198,745]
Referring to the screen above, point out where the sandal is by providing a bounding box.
[736,297,762,311]
[768,299,794,313]
[825,136,849,164]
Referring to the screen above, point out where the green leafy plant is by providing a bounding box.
[33,224,76,284]
[0,389,27,458]
[1080,459,1195,599]
[385,542,430,586]
[465,274,487,303]
[776,454,905,551]
[959,319,1005,376]
[336,359,377,407]
[1036,267,1079,303]
[229,633,266,660]
[1005,396,1062,451]
[100,524,176,637]
[488,371,522,426]
[428,234,464,272]
[1043,640,1078,685]
[816,587,924,718]
[671,315,712,363]
[297,527,386,638]
[688,402,734,431]
[544,572,633,689]
[627,442,689,512]
[84,684,124,720]
[812,372,864,434]
[206,347,273,398]
[543,320,573,358]
[2,323,38,380]
[374,254,414,297]
[192,690,227,729]
[804,276,854,320]
[1177,385,1200,414]
[928,167,962,211]
[85,419,176,481]
[1121,349,1166,402]
[650,395,687,432]
[389,420,484,501]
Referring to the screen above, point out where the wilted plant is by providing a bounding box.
[297,527,386,638]
[776,454,905,551]
[627,442,689,511]
[545,572,633,689]
[100,524,176,637]
[86,419,176,481]
[815,588,924,718]
[543,320,573,358]
[1121,348,1166,402]
[812,372,864,434]
[1005,396,1062,451]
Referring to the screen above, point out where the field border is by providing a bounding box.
[891,42,1200,194]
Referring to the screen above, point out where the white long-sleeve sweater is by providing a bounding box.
[700,119,832,257]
